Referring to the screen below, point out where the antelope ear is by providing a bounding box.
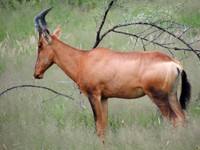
[42,29,52,44]
[53,25,61,39]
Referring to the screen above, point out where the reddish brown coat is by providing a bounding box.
[34,27,190,141]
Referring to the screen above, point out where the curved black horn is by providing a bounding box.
[34,6,53,32]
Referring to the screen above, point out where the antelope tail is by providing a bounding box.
[179,70,191,110]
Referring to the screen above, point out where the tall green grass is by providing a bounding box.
[0,0,200,149]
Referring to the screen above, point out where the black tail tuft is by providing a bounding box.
[179,70,191,110]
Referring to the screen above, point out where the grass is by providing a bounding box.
[174,0,200,28]
[0,0,200,149]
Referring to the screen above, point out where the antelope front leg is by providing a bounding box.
[88,94,103,137]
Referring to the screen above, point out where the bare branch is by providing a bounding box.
[141,39,146,51]
[144,30,164,47]
[189,38,200,45]
[112,29,199,58]
[94,18,200,58]
[136,26,154,36]
[0,84,74,100]
[92,0,116,49]
[178,27,189,38]
[132,37,138,51]
[42,95,59,103]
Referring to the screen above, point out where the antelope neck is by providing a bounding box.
[52,39,84,82]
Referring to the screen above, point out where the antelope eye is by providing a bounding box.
[38,45,42,49]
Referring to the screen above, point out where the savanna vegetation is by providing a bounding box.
[0,0,200,149]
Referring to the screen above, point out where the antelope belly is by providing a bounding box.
[102,87,146,99]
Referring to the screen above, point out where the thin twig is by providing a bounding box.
[141,39,146,51]
[92,0,115,49]
[94,18,200,58]
[42,95,59,103]
[0,84,74,100]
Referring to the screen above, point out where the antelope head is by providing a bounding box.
[33,7,61,79]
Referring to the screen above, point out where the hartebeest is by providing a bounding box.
[33,7,191,138]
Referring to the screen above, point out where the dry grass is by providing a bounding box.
[1,0,200,149]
